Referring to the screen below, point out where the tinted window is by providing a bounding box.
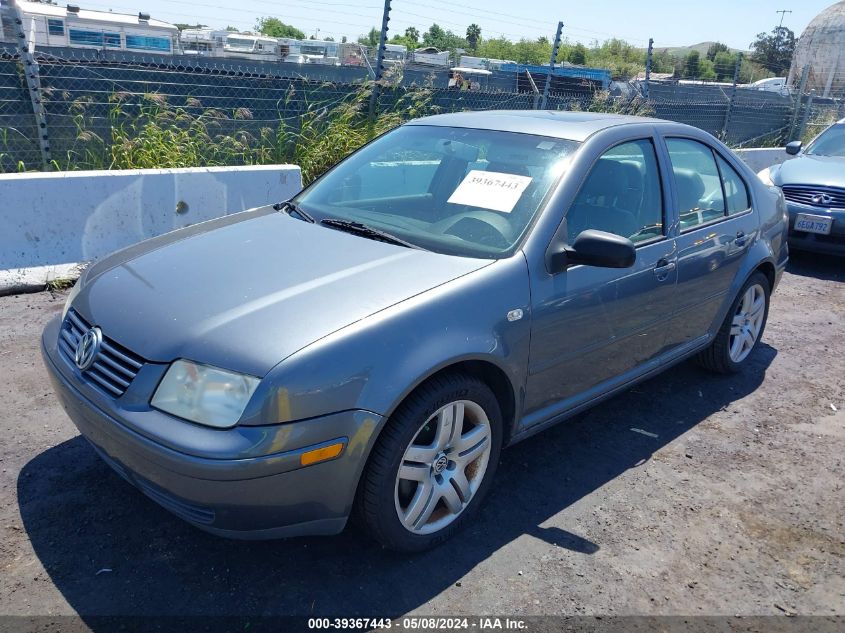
[716,155,750,215]
[666,138,726,231]
[295,125,579,258]
[126,35,171,51]
[69,29,104,46]
[47,19,64,36]
[566,139,664,244]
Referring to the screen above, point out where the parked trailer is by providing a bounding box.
[222,33,280,61]
[179,28,228,56]
[4,0,178,54]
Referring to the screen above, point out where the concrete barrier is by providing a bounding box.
[733,147,795,173]
[0,165,301,294]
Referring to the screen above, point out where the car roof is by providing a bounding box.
[406,110,663,142]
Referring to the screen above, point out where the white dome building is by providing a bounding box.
[788,1,845,98]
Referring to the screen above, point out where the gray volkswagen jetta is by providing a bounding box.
[42,111,788,551]
[758,117,845,256]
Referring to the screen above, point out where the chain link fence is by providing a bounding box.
[1,43,842,174]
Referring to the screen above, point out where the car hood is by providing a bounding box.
[772,154,845,187]
[74,207,492,376]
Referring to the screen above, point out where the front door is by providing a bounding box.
[524,137,677,423]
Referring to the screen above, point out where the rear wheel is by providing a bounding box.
[697,271,770,374]
[358,373,502,552]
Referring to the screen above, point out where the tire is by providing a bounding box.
[696,271,770,374]
[358,372,503,552]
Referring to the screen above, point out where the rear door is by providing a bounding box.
[659,136,758,348]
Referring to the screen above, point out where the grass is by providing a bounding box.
[50,82,437,184]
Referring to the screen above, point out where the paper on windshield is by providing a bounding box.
[447,170,533,213]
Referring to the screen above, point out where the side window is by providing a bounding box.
[47,19,64,37]
[716,154,751,215]
[666,138,726,231]
[566,139,664,244]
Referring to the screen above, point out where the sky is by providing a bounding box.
[73,0,838,49]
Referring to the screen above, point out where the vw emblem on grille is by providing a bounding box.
[75,327,102,371]
[810,193,833,206]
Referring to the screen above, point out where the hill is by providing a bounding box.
[658,41,749,57]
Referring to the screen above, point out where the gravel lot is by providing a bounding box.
[0,253,843,627]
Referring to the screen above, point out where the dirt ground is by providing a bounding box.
[0,253,843,628]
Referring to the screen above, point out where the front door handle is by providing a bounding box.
[653,259,676,280]
[735,231,747,247]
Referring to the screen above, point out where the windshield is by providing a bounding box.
[806,123,845,157]
[294,125,579,258]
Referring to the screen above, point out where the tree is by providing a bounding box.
[476,37,515,61]
[255,17,305,40]
[567,43,587,65]
[341,36,347,43]
[713,51,736,82]
[684,50,700,78]
[466,24,481,51]
[175,23,207,31]
[511,38,553,65]
[405,27,419,44]
[706,42,729,62]
[358,27,380,48]
[651,49,678,75]
[225,26,239,32]
[749,26,795,75]
[422,24,467,51]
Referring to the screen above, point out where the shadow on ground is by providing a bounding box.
[18,339,777,622]
[786,251,843,282]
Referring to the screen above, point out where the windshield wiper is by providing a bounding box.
[320,218,423,250]
[274,200,315,223]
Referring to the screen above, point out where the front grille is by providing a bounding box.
[782,185,845,209]
[58,309,145,397]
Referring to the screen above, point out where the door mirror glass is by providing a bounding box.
[785,141,802,155]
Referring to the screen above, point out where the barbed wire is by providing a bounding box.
[0,37,843,174]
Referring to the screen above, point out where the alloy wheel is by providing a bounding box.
[729,283,766,363]
[394,400,492,535]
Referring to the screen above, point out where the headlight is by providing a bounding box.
[757,167,774,187]
[151,359,260,428]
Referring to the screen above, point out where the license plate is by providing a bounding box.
[794,214,832,235]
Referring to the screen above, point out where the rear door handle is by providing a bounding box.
[735,231,747,247]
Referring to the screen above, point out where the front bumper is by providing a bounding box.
[41,315,383,539]
[786,203,845,256]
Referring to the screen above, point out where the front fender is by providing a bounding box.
[240,255,531,429]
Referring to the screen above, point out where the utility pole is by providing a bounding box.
[368,0,391,122]
[775,9,792,75]
[6,0,52,170]
[541,21,564,110]
[644,38,654,99]
[788,63,810,141]
[721,53,742,142]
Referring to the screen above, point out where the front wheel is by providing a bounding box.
[696,271,770,374]
[357,373,502,552]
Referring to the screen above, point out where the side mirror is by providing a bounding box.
[546,229,637,273]
[785,141,802,155]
